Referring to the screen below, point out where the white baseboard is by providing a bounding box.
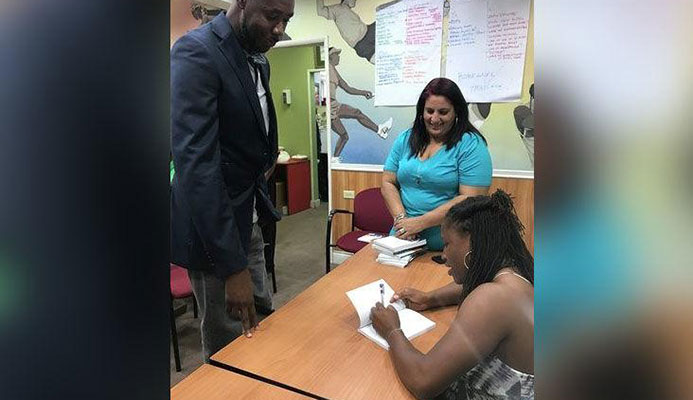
[330,249,352,265]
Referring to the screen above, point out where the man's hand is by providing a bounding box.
[392,287,432,311]
[362,90,374,99]
[225,269,258,337]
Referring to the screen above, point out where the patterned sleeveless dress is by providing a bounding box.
[434,354,534,400]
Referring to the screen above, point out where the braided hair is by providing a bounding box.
[443,189,533,297]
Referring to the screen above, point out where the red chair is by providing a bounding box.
[326,188,393,273]
[170,263,197,372]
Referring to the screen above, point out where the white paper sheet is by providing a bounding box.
[375,0,444,106]
[445,0,530,102]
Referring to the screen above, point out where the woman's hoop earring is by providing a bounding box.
[464,251,471,269]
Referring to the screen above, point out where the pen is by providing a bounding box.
[380,283,384,305]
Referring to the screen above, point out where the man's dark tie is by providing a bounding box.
[247,54,267,84]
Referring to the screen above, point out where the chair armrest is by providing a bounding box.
[327,209,353,243]
[328,209,352,219]
[326,209,354,274]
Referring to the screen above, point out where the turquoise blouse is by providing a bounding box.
[383,129,492,250]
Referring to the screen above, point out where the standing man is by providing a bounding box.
[170,0,294,362]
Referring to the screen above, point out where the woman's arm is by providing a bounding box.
[381,171,406,218]
[393,282,463,311]
[428,282,464,307]
[419,185,489,229]
[394,185,489,238]
[376,284,510,399]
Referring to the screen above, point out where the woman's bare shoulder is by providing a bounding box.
[457,280,531,320]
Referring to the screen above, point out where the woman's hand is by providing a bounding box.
[394,216,426,240]
[370,302,400,339]
[392,287,433,311]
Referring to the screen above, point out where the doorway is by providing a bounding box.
[266,39,328,211]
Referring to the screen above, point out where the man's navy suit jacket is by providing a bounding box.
[170,14,280,279]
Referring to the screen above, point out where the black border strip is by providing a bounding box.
[208,359,329,400]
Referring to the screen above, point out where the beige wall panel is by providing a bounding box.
[330,171,534,254]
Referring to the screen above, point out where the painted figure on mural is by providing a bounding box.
[329,47,393,161]
[191,2,222,25]
[317,0,376,64]
[191,2,292,40]
[513,83,534,166]
[468,102,492,130]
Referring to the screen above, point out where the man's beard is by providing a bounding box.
[239,10,254,53]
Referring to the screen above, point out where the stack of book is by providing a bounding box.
[372,236,427,268]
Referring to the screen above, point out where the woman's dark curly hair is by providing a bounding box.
[443,189,533,297]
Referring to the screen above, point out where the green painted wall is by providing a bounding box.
[267,45,321,201]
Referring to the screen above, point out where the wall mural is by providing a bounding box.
[317,0,376,65]
[513,83,534,166]
[176,0,529,172]
[328,47,393,161]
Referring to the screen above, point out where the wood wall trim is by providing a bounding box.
[329,170,534,254]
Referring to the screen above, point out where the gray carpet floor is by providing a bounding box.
[170,203,331,386]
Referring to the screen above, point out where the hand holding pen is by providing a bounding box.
[370,292,401,342]
[380,283,384,306]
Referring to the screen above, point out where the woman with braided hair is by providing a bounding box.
[370,189,534,400]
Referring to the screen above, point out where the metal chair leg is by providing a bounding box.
[326,209,352,275]
[170,299,181,372]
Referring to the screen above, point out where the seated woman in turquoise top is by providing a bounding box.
[382,78,492,250]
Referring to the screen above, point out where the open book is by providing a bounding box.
[346,279,436,350]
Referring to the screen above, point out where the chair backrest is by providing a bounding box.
[353,188,393,233]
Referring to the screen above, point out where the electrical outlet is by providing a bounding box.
[343,190,355,199]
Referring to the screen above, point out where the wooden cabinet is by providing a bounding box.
[276,159,310,215]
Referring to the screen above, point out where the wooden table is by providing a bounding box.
[171,364,311,400]
[211,246,457,400]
